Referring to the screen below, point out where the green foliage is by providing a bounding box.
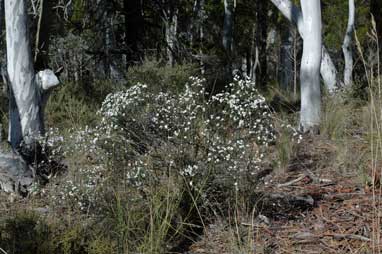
[108,182,184,253]
[320,93,358,140]
[24,75,277,253]
[321,98,348,140]
[0,211,118,254]
[58,224,87,254]
[86,238,116,254]
[275,124,298,172]
[45,80,117,129]
[71,0,86,24]
[322,0,370,50]
[0,212,53,254]
[126,58,198,93]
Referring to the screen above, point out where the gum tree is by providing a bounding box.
[342,0,355,86]
[223,0,235,79]
[299,0,322,133]
[0,0,60,193]
[270,0,338,93]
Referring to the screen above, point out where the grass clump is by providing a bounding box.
[126,58,198,93]
[0,211,53,254]
[31,75,277,253]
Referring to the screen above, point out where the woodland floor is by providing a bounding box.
[188,134,379,254]
[0,132,379,253]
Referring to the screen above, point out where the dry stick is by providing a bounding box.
[34,0,44,63]
[277,174,306,187]
[325,233,371,242]
[0,248,7,254]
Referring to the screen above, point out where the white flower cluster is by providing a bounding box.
[96,75,275,188]
[280,123,303,144]
[52,165,106,212]
[38,127,109,211]
[46,75,277,208]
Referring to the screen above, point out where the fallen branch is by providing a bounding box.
[304,169,333,184]
[277,174,306,187]
[325,233,371,242]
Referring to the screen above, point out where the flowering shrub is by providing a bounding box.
[96,76,275,193]
[47,76,279,212]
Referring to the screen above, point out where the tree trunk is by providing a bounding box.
[5,0,42,147]
[95,0,123,81]
[293,28,299,99]
[193,0,206,74]
[342,0,355,87]
[255,0,268,88]
[124,0,144,67]
[165,6,178,66]
[34,0,53,71]
[223,0,234,54]
[1,0,59,194]
[299,0,322,133]
[279,25,294,91]
[270,0,338,93]
[249,24,258,81]
[222,0,235,80]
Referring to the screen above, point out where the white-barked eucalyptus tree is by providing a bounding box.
[342,0,355,87]
[270,0,338,93]
[0,0,60,194]
[299,0,322,133]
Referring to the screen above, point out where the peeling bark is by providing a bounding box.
[5,0,41,146]
[2,0,59,194]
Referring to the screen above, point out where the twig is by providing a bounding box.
[304,168,333,184]
[324,192,369,200]
[325,233,371,242]
[0,247,8,254]
[277,174,306,187]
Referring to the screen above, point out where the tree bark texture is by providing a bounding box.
[342,0,355,87]
[279,25,294,91]
[299,0,322,133]
[5,0,42,146]
[165,5,178,66]
[222,0,235,80]
[1,0,59,194]
[270,0,338,93]
[223,0,234,54]
[255,0,268,88]
[193,0,206,74]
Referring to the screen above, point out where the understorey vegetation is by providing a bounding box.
[0,61,380,253]
[0,0,381,253]
[2,75,286,253]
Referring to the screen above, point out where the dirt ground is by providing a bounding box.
[189,134,379,254]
